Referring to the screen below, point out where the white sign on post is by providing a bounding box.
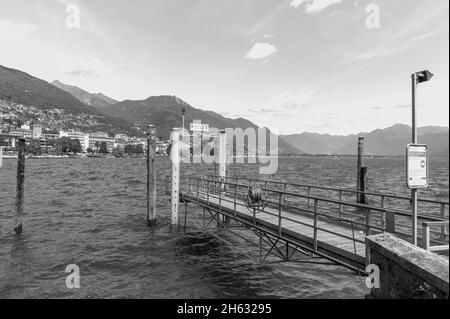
[407,144,428,189]
[190,121,209,132]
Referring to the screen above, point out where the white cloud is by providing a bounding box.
[272,89,315,110]
[290,0,344,14]
[249,89,316,118]
[0,20,37,43]
[245,42,278,60]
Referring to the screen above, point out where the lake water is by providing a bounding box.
[0,156,448,298]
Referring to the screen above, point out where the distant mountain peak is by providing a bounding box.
[281,124,449,156]
[51,80,118,108]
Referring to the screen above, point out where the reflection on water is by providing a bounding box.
[0,156,448,298]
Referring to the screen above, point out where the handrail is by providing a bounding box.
[195,176,447,222]
[172,175,450,267]
[422,221,450,252]
[203,174,450,206]
[182,177,374,267]
[167,175,449,240]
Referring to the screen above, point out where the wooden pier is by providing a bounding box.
[167,175,449,273]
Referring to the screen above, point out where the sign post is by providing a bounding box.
[409,70,432,246]
[406,144,428,189]
[190,122,209,133]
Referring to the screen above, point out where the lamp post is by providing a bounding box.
[410,70,433,246]
[181,107,186,133]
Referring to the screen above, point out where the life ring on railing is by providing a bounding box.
[244,185,267,212]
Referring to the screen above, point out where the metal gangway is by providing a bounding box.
[166,174,449,273]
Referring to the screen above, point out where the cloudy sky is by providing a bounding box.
[0,0,448,135]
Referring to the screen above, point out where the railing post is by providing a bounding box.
[278,192,283,236]
[381,195,386,228]
[363,209,372,267]
[234,183,237,217]
[308,186,312,206]
[339,190,343,218]
[184,201,188,231]
[197,178,200,202]
[422,224,430,251]
[188,179,192,196]
[218,187,223,227]
[282,183,287,206]
[385,210,396,233]
[365,209,371,236]
[203,207,206,230]
[313,200,319,255]
[170,128,181,226]
[207,180,210,207]
[441,203,446,240]
[14,138,25,234]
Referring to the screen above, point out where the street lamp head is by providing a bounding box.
[147,124,156,136]
[415,70,434,84]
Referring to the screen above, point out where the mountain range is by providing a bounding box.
[281,124,449,156]
[0,65,298,153]
[1,64,448,156]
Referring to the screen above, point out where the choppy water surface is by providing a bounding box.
[0,156,448,298]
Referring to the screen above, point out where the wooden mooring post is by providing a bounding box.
[14,138,25,234]
[0,146,3,168]
[147,125,157,226]
[357,137,368,204]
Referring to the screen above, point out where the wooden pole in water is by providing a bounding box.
[14,138,25,234]
[360,167,368,204]
[147,125,157,225]
[357,137,365,203]
[0,146,3,168]
[170,128,181,226]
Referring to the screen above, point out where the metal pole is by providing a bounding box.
[0,146,3,168]
[411,73,418,246]
[170,128,181,226]
[181,108,186,133]
[218,130,227,182]
[218,130,227,223]
[357,137,365,203]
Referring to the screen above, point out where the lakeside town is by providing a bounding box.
[0,100,170,157]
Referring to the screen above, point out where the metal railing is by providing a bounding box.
[166,174,449,253]
[202,175,449,243]
[176,176,415,267]
[422,221,450,252]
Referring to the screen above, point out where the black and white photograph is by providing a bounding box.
[0,0,448,304]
